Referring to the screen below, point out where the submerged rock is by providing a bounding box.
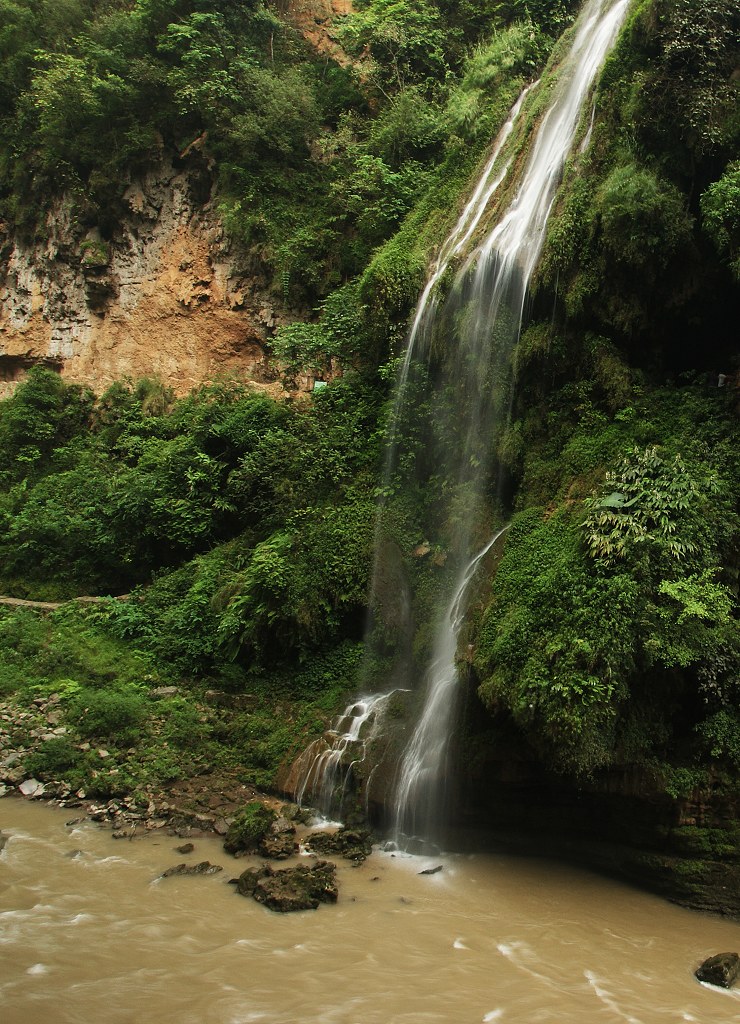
[305,828,373,862]
[160,861,223,878]
[695,952,740,988]
[235,860,338,912]
[418,865,443,876]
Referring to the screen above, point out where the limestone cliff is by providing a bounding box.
[0,0,354,399]
[0,160,288,398]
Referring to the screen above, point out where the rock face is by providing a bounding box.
[0,160,285,397]
[695,952,740,988]
[235,860,338,912]
[286,0,353,66]
[461,743,740,920]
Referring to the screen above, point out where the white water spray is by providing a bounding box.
[292,693,398,818]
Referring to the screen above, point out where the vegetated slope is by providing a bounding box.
[469,0,739,791]
[0,0,571,389]
[0,0,737,845]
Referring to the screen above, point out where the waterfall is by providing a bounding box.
[291,692,396,820]
[291,0,630,844]
[392,525,510,843]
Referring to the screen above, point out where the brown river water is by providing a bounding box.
[2,800,740,1024]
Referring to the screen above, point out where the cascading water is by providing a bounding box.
[292,0,631,846]
[291,692,395,820]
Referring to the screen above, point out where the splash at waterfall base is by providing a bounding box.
[279,702,740,918]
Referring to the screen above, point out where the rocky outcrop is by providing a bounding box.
[234,859,338,912]
[0,161,287,397]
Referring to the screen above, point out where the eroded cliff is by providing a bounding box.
[0,159,289,397]
[0,0,357,398]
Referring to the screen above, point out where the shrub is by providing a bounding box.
[223,801,276,854]
[65,685,146,745]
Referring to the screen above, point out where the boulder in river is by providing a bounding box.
[235,860,338,912]
[695,952,740,988]
[259,817,298,860]
[223,801,276,856]
[305,827,373,862]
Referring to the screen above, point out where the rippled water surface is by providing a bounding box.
[2,800,739,1024]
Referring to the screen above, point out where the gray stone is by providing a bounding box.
[151,687,180,700]
[18,778,45,798]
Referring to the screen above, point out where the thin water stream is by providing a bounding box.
[3,801,740,1024]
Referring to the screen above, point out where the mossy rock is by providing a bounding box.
[305,827,373,862]
[79,240,111,269]
[223,801,276,855]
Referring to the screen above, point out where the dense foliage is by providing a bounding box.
[537,0,739,365]
[0,0,737,807]
[0,0,573,306]
[477,388,738,775]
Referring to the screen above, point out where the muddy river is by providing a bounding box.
[2,799,739,1023]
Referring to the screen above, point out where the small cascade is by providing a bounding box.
[288,0,631,846]
[292,692,400,819]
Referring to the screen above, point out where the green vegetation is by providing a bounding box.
[0,0,737,820]
[476,343,738,780]
[537,0,739,352]
[223,801,277,854]
[0,368,379,796]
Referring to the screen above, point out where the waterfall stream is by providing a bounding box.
[292,0,631,843]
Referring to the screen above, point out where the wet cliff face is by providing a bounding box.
[0,161,289,397]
